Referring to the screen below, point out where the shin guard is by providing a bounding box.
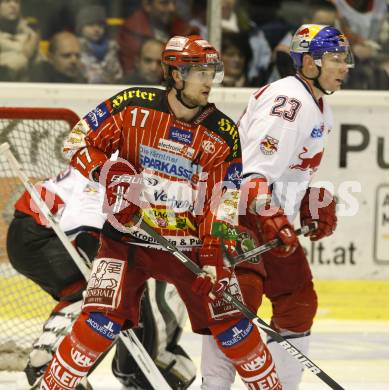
[41,311,123,390]
[212,319,282,390]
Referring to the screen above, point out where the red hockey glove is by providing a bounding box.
[256,206,298,257]
[191,265,233,300]
[244,177,298,257]
[300,187,337,241]
[100,159,142,227]
[191,237,234,300]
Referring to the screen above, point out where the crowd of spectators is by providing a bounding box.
[1,0,389,90]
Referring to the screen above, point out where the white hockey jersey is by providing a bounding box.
[43,167,106,233]
[238,75,333,220]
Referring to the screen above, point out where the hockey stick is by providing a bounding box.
[0,142,172,390]
[225,222,318,266]
[133,214,345,390]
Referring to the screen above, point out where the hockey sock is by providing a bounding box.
[211,318,282,390]
[201,335,235,390]
[267,331,310,390]
[41,311,124,390]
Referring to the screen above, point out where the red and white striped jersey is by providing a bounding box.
[63,87,242,249]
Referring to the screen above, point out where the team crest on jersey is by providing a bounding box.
[202,140,215,153]
[84,102,110,131]
[260,135,279,155]
[311,124,324,138]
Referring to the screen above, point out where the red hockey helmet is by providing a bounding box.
[162,35,224,84]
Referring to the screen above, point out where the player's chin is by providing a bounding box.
[326,81,342,92]
[197,95,209,106]
[334,78,345,89]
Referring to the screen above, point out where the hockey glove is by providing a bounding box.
[255,206,298,257]
[101,159,142,227]
[245,177,298,257]
[191,237,234,300]
[300,187,337,241]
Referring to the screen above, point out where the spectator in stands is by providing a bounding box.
[0,0,39,81]
[118,0,198,75]
[322,0,389,89]
[20,0,108,40]
[189,0,254,39]
[310,2,339,26]
[29,31,87,83]
[221,0,253,33]
[121,37,164,85]
[76,5,122,84]
[328,0,387,42]
[221,32,252,87]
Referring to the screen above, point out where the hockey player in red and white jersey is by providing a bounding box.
[40,35,286,390]
[7,166,196,389]
[201,24,352,389]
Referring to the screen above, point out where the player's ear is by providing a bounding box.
[171,69,184,87]
[302,54,318,77]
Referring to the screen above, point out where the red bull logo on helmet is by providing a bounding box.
[296,24,322,39]
[297,27,310,37]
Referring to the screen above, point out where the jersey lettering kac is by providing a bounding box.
[238,75,334,221]
[63,87,243,249]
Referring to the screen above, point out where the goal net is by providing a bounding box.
[0,107,79,371]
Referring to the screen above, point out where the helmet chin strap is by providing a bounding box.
[300,66,334,96]
[174,82,199,109]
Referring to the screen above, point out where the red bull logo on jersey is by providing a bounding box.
[260,135,279,155]
[289,146,323,172]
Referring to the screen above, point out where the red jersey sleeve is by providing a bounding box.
[63,100,123,180]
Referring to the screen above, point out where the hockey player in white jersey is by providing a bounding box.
[201,24,353,389]
[6,166,196,389]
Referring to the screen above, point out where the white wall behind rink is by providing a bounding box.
[1,82,389,279]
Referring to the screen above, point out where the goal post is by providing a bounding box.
[0,107,79,370]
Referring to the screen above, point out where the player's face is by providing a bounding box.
[181,67,214,107]
[318,52,350,92]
